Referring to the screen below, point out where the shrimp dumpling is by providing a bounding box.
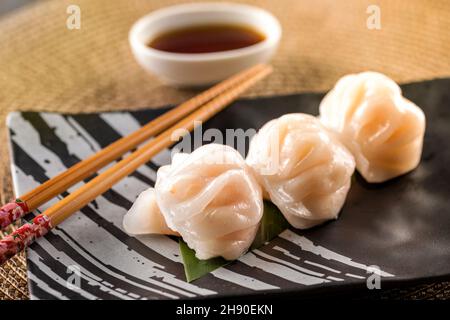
[123,187,178,236]
[155,144,263,260]
[319,71,426,183]
[246,114,355,229]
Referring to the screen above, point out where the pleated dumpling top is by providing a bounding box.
[319,71,426,183]
[155,144,264,260]
[246,113,355,229]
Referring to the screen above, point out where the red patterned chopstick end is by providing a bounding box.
[0,199,29,229]
[0,214,51,265]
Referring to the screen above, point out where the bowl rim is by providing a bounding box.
[129,2,282,62]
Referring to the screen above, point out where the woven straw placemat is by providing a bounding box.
[0,0,449,300]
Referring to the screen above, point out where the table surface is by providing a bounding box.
[0,0,449,300]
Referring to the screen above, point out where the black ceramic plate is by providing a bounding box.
[7,78,450,300]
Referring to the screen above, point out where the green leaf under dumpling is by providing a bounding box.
[179,240,229,282]
[179,201,290,282]
[250,201,291,250]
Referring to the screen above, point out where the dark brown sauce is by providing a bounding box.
[148,24,266,54]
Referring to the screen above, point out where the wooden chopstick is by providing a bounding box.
[0,64,267,230]
[0,64,272,265]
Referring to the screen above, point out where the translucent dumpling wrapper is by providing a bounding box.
[123,187,179,236]
[319,71,426,183]
[246,113,355,229]
[155,144,264,261]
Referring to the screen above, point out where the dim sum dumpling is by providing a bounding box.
[246,114,355,229]
[123,187,178,236]
[155,144,263,260]
[319,71,426,183]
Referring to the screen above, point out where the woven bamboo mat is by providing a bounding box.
[0,0,449,300]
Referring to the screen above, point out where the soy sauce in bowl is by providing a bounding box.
[130,2,281,86]
[148,24,266,54]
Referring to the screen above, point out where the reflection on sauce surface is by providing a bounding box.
[148,24,266,54]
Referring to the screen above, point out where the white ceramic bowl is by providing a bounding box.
[129,2,281,87]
